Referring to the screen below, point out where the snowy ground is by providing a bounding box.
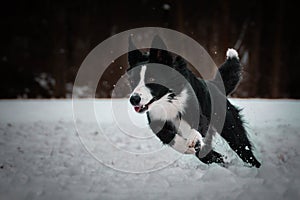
[0,99,300,200]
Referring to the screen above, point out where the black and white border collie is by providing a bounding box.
[126,36,261,168]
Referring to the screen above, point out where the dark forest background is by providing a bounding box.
[0,0,299,99]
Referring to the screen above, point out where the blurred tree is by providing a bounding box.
[0,0,298,98]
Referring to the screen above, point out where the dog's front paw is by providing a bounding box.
[188,138,199,148]
[193,140,201,151]
[185,147,196,154]
[187,129,203,150]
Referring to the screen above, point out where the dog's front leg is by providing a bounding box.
[195,127,216,158]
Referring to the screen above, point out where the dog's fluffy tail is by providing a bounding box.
[218,48,242,96]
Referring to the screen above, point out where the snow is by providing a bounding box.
[0,98,300,200]
[34,73,55,91]
[162,4,171,11]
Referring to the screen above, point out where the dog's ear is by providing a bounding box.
[128,36,143,67]
[150,35,168,50]
[149,35,173,65]
[173,56,188,76]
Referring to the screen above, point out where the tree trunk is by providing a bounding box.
[271,0,284,98]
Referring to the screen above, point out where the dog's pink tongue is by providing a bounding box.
[134,106,141,112]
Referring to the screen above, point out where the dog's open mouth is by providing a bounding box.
[134,105,148,113]
[133,97,156,113]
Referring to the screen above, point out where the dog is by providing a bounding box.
[126,35,261,168]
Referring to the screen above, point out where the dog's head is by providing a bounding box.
[127,36,188,114]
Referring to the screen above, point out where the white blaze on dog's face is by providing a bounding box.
[131,65,153,108]
[129,65,166,113]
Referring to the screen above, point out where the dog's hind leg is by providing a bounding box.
[197,150,225,165]
[221,101,261,168]
[195,126,215,158]
[195,127,226,165]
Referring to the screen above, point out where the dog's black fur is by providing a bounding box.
[127,36,261,168]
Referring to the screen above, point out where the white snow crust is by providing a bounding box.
[0,99,299,200]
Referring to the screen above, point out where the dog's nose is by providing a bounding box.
[130,93,141,106]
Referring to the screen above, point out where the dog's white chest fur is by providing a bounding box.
[148,88,188,121]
